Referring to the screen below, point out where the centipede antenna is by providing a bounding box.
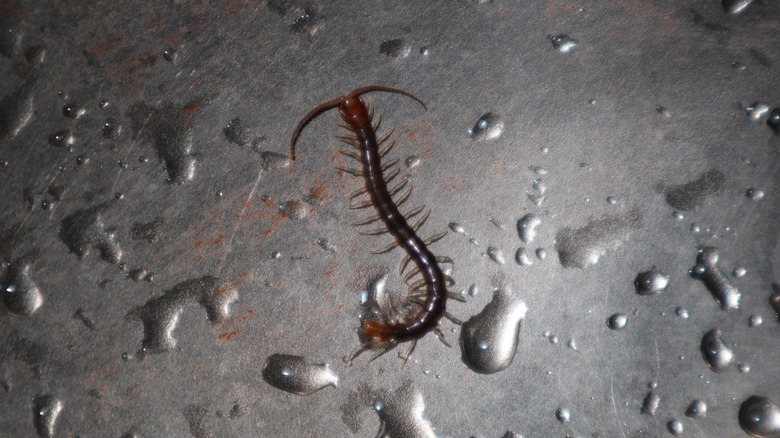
[349,84,428,112]
[290,96,346,161]
[424,231,447,246]
[336,166,363,177]
[372,240,400,254]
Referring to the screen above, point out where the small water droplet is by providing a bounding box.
[746,187,765,200]
[738,362,750,374]
[723,0,755,14]
[548,34,578,53]
[733,265,747,278]
[461,287,528,374]
[738,396,780,437]
[516,213,542,244]
[690,223,701,233]
[448,222,466,234]
[607,313,627,330]
[555,407,571,423]
[48,129,73,148]
[98,99,110,109]
[317,238,337,253]
[278,200,307,220]
[62,102,85,119]
[2,261,43,317]
[486,246,505,265]
[675,307,690,319]
[685,399,707,419]
[566,338,578,351]
[700,328,735,373]
[404,154,420,168]
[419,46,429,56]
[469,113,503,141]
[641,391,660,416]
[635,266,670,295]
[75,155,89,165]
[748,314,763,327]
[691,247,741,311]
[656,106,671,117]
[262,354,337,395]
[667,418,684,435]
[768,108,780,136]
[102,118,121,139]
[271,251,281,259]
[468,284,478,297]
[745,102,771,122]
[515,247,534,266]
[162,47,177,62]
[379,38,411,58]
[673,211,684,221]
[60,203,123,264]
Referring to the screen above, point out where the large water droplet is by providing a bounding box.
[634,266,670,295]
[691,247,741,311]
[555,208,642,268]
[379,38,411,58]
[667,418,684,435]
[373,384,436,438]
[746,187,765,201]
[59,202,123,264]
[127,276,238,355]
[738,396,780,437]
[641,391,660,416]
[486,246,505,265]
[262,354,338,395]
[33,394,63,438]
[663,169,725,211]
[516,213,542,244]
[723,0,754,14]
[469,113,503,141]
[607,313,627,330]
[700,328,735,373]
[555,407,572,423]
[2,261,43,317]
[685,399,707,419]
[515,247,533,266]
[460,287,528,374]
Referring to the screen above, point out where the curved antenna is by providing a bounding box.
[289,96,344,161]
[350,84,428,111]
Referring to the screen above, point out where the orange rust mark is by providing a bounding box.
[424,147,433,155]
[180,99,206,115]
[193,233,226,248]
[218,328,241,341]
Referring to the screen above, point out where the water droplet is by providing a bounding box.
[771,283,780,317]
[516,213,542,244]
[690,223,701,233]
[162,47,177,62]
[566,338,578,351]
[404,154,420,168]
[667,418,683,435]
[673,211,684,221]
[102,118,121,139]
[548,34,578,53]
[515,247,533,266]
[663,169,726,211]
[128,101,198,184]
[535,248,547,260]
[261,354,337,395]
[723,0,754,14]
[641,391,660,416]
[526,178,547,206]
[460,287,528,374]
[448,222,466,235]
[2,261,43,317]
[62,102,85,119]
[738,396,780,437]
[486,246,505,265]
[278,200,307,220]
[131,217,164,243]
[738,362,750,374]
[555,208,642,268]
[0,84,33,140]
[768,108,780,136]
[733,265,747,278]
[317,238,337,253]
[75,155,89,165]
[691,247,741,311]
[33,395,63,438]
[468,284,478,297]
[749,314,763,327]
[419,46,429,56]
[685,399,707,419]
[745,102,771,122]
[469,112,503,141]
[99,99,110,108]
[372,384,436,438]
[555,407,571,423]
[548,333,559,345]
[676,307,690,319]
[700,328,735,373]
[379,38,411,58]
[48,129,73,148]
[635,266,670,295]
[607,313,627,330]
[291,8,323,39]
[60,202,123,264]
[127,276,238,355]
[529,165,547,175]
[746,187,765,200]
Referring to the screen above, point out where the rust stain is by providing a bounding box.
[180,99,207,115]
[193,233,226,248]
[218,328,241,340]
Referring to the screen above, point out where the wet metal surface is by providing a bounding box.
[1,0,779,436]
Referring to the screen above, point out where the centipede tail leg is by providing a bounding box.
[401,339,417,367]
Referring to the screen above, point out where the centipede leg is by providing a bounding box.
[394,184,413,207]
[343,342,371,366]
[352,213,382,226]
[399,254,412,275]
[336,166,363,177]
[447,291,467,303]
[408,278,426,291]
[424,231,447,246]
[388,179,409,197]
[349,198,374,210]
[401,339,417,367]
[403,267,421,284]
[411,209,431,232]
[443,311,462,325]
[339,149,361,161]
[371,240,400,254]
[368,342,397,363]
[384,167,401,184]
[381,158,399,172]
[443,274,456,287]
[360,226,390,236]
[433,327,452,347]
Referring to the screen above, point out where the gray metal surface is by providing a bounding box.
[1,0,779,436]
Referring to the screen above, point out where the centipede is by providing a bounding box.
[289,84,463,365]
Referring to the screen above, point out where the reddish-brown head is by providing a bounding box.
[361,319,395,345]
[338,96,371,131]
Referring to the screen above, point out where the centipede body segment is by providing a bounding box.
[289,85,462,364]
